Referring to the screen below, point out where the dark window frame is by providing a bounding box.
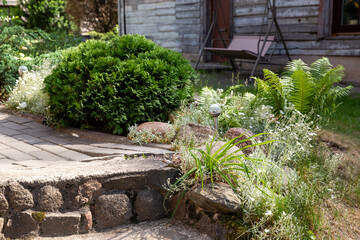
[332,0,360,34]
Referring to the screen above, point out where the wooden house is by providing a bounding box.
[124,0,360,83]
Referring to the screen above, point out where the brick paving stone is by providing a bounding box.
[6,115,33,124]
[12,134,44,144]
[41,135,73,145]
[35,142,69,154]
[0,148,36,161]
[6,140,43,153]
[0,143,11,150]
[20,129,55,138]
[0,134,18,143]
[56,150,92,161]
[0,127,21,136]
[29,151,65,161]
[22,121,52,131]
[1,121,29,131]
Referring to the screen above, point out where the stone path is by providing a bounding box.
[0,109,173,173]
[0,109,214,240]
[38,219,212,240]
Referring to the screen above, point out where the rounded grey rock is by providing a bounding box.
[0,193,8,216]
[134,189,166,221]
[94,193,132,230]
[37,185,63,212]
[6,182,34,210]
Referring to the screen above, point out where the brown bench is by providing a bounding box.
[203,35,276,77]
[204,35,275,60]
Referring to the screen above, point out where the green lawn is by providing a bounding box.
[324,95,360,142]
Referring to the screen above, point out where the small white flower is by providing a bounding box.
[17,102,27,109]
[265,210,272,217]
[264,229,270,233]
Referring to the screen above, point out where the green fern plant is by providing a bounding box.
[255,57,352,118]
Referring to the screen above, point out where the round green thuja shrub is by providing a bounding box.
[44,34,196,134]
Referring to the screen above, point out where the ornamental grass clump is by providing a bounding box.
[165,133,275,203]
[44,34,196,134]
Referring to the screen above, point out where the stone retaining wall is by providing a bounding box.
[0,167,180,239]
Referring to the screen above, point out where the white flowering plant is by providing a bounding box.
[6,60,55,116]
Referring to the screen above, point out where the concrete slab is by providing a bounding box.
[0,157,169,186]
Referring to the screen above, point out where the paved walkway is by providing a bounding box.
[0,110,173,172]
[38,219,212,240]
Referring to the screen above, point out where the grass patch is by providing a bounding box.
[324,95,360,142]
[195,70,255,93]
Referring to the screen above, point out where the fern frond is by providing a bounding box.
[284,59,310,77]
[310,57,332,81]
[256,69,287,115]
[289,69,314,114]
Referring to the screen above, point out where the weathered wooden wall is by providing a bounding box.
[125,0,181,52]
[233,0,360,56]
[125,0,360,82]
[125,0,201,55]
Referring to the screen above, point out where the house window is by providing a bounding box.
[333,0,360,33]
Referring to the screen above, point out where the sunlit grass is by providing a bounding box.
[324,95,360,142]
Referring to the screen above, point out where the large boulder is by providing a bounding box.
[188,182,242,213]
[37,186,63,212]
[93,193,133,229]
[224,128,258,155]
[197,141,241,158]
[0,193,8,216]
[136,122,174,140]
[134,189,166,221]
[176,123,216,145]
[6,182,34,210]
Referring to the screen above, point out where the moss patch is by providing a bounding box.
[32,211,46,223]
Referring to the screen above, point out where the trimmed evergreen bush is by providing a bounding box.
[44,34,196,134]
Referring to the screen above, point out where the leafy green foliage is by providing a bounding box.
[0,25,49,92]
[44,35,196,134]
[255,58,352,119]
[18,0,73,32]
[87,26,118,41]
[0,25,79,93]
[27,31,82,56]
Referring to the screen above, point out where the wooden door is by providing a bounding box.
[210,0,231,62]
